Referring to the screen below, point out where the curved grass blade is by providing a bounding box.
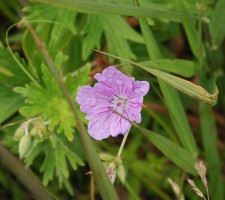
[93,49,218,106]
[140,59,198,78]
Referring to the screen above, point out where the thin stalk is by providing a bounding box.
[197,1,204,68]
[5,23,40,86]
[90,174,95,200]
[117,131,130,157]
[23,18,118,200]
[178,172,185,200]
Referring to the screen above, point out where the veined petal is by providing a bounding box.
[133,81,150,96]
[76,66,150,140]
[76,86,96,106]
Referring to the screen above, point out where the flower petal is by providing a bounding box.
[76,86,96,106]
[133,81,150,96]
[76,66,150,140]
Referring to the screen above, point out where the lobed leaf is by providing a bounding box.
[81,14,143,60]
[23,4,77,34]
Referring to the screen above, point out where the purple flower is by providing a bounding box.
[76,66,150,140]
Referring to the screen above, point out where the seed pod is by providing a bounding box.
[19,134,31,159]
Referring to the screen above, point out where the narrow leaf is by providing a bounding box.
[140,59,198,78]
[210,0,225,47]
[93,50,218,106]
[31,0,197,20]
[133,123,197,175]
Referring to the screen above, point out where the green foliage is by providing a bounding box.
[14,56,90,141]
[210,0,225,48]
[0,0,225,199]
[24,134,84,192]
[0,42,29,85]
[0,42,29,123]
[81,14,144,60]
[23,4,77,34]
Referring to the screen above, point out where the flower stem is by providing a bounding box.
[117,131,130,157]
[24,18,118,200]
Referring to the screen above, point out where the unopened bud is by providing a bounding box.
[107,163,116,184]
[19,134,31,159]
[99,152,114,162]
[117,163,126,185]
[14,127,25,140]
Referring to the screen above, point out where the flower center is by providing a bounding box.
[109,95,127,112]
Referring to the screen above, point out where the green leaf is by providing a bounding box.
[132,123,197,175]
[140,66,218,106]
[81,14,143,60]
[94,49,218,106]
[40,143,55,185]
[172,0,199,57]
[0,87,24,124]
[55,141,69,180]
[199,73,224,200]
[66,63,91,98]
[31,0,197,20]
[23,3,77,34]
[13,53,78,141]
[133,7,199,158]
[140,59,198,78]
[210,0,225,47]
[0,42,29,85]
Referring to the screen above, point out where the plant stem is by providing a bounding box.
[23,18,118,200]
[5,23,40,86]
[117,131,130,157]
[0,142,55,200]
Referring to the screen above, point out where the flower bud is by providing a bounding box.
[117,163,126,184]
[107,163,116,184]
[19,134,31,159]
[99,152,114,162]
[14,127,25,140]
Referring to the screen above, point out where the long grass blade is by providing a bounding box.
[93,49,218,106]
[199,73,224,200]
[140,59,198,78]
[31,0,197,20]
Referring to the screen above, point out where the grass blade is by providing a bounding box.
[126,119,197,175]
[31,0,197,20]
[140,59,198,78]
[199,73,224,200]
[93,49,218,106]
[210,0,225,47]
[172,0,199,57]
